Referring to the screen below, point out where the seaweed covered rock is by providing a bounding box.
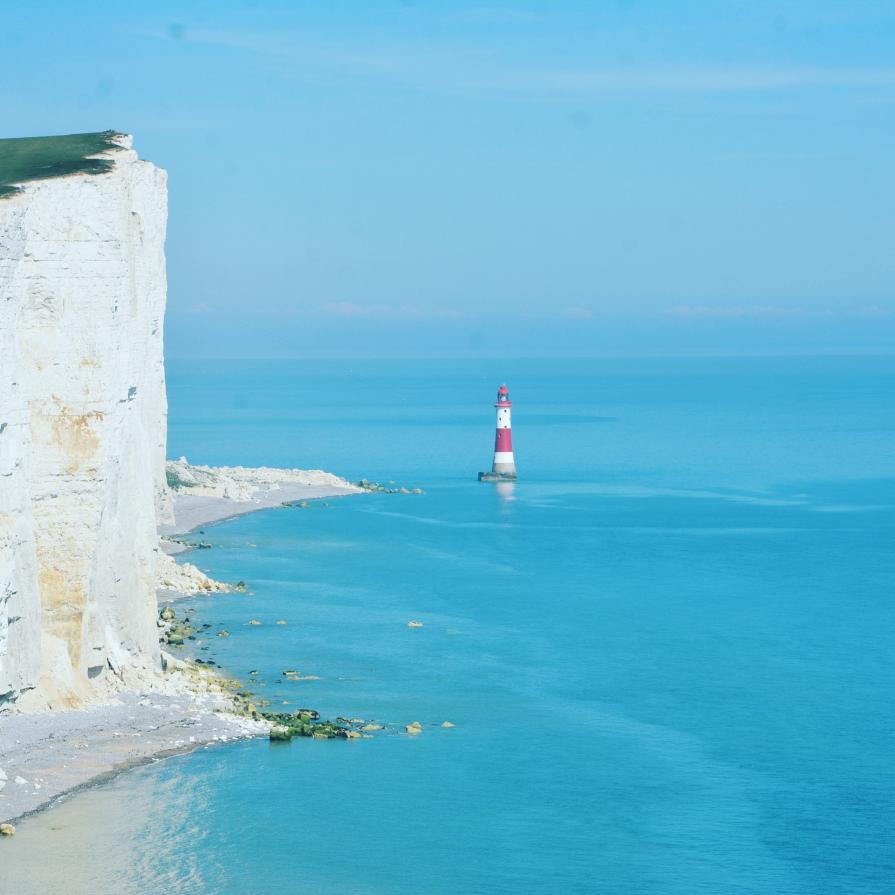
[262,709,350,741]
[354,479,424,495]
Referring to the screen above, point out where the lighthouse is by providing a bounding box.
[478,384,517,481]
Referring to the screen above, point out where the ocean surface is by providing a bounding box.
[7,357,895,894]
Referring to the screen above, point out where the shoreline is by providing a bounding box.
[0,687,267,825]
[160,482,362,539]
[0,481,363,827]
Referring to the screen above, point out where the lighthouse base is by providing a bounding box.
[478,471,517,482]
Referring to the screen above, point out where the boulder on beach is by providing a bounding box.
[0,823,15,837]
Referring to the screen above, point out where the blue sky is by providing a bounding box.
[3,1,894,356]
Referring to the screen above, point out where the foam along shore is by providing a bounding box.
[0,460,363,826]
[160,457,363,539]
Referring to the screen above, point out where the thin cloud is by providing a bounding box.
[182,302,212,315]
[321,302,464,319]
[128,26,895,101]
[662,305,893,319]
[559,306,594,320]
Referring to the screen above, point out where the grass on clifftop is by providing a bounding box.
[0,130,122,198]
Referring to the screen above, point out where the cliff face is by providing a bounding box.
[0,134,169,709]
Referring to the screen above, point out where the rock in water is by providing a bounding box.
[441,721,456,728]
[0,823,15,837]
[407,620,424,628]
[405,721,423,734]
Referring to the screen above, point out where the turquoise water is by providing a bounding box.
[7,358,895,893]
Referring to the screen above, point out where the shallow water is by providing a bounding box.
[5,358,895,893]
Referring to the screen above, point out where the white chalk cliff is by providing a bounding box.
[0,134,170,709]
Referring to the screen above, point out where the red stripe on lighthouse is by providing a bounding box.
[495,428,513,452]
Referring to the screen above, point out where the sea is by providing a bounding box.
[5,357,895,894]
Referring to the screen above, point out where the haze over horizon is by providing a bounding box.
[3,0,893,357]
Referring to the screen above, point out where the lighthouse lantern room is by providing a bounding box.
[479,384,517,481]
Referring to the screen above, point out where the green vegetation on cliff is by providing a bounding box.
[0,130,122,198]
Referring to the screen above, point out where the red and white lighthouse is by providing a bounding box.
[479,384,517,480]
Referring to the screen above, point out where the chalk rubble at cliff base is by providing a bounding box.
[160,457,363,539]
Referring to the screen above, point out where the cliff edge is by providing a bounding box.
[0,132,170,709]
